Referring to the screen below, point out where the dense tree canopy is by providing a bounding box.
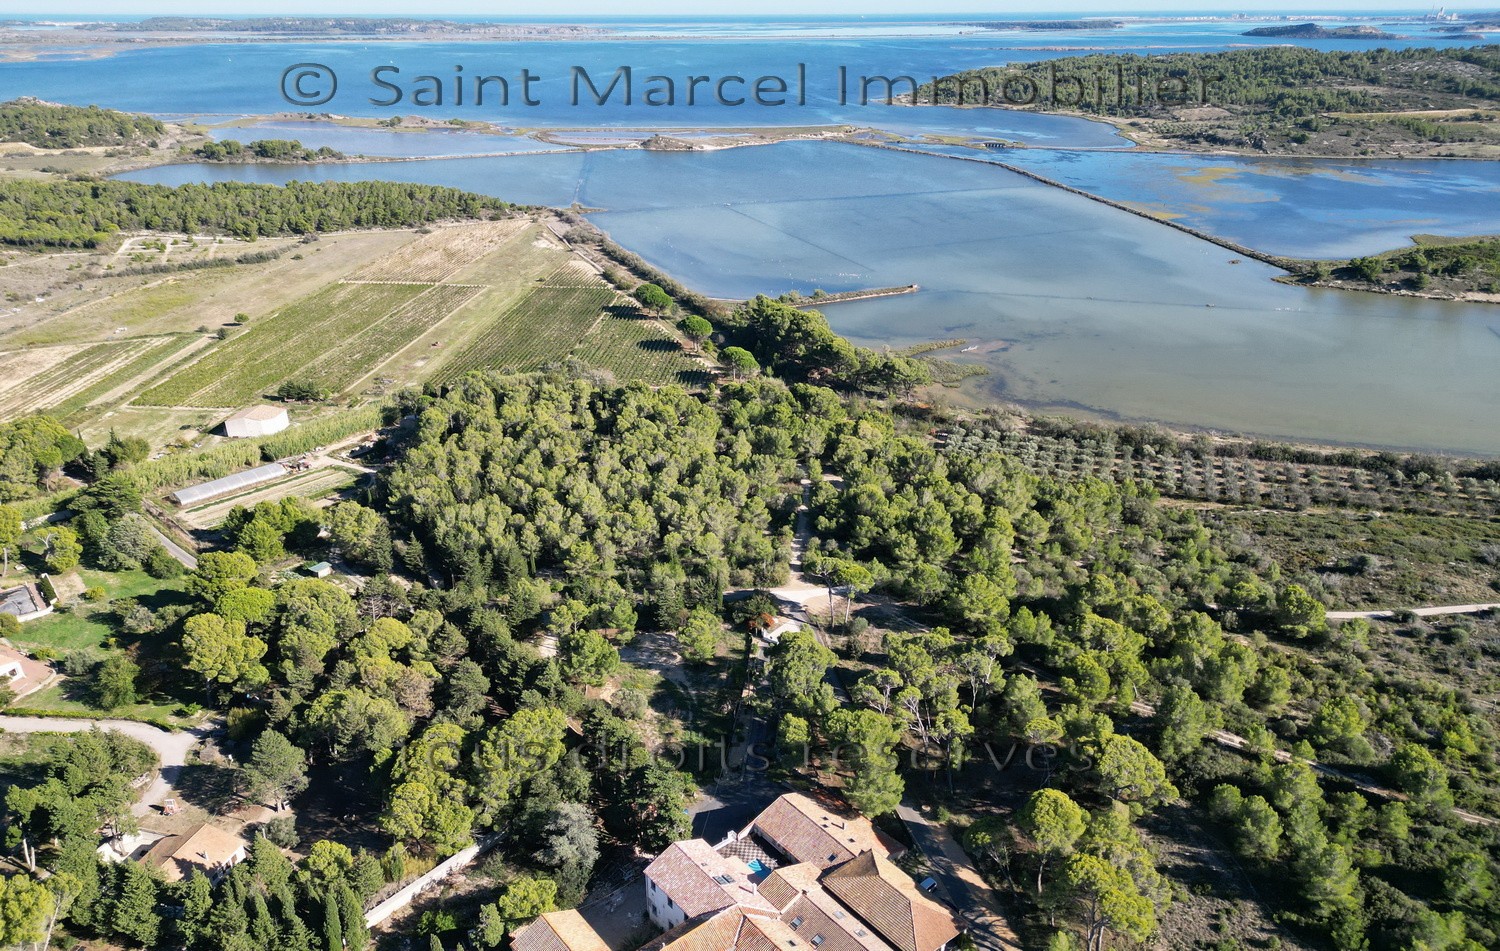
[0,98,164,148]
[0,179,515,248]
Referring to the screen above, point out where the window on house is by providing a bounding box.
[667,897,674,908]
[790,917,804,929]
[812,936,825,946]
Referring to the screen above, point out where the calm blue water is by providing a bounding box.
[205,120,572,156]
[123,143,1500,454]
[909,146,1500,258]
[0,39,1129,145]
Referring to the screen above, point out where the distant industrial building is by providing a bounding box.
[223,405,290,439]
[169,463,288,506]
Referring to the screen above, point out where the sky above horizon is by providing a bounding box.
[21,2,1500,16]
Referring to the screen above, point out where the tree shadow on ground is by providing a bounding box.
[637,338,681,353]
[290,762,389,855]
[174,762,241,815]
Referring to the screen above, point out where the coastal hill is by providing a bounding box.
[918,45,1500,157]
[0,97,164,149]
[1242,22,1403,40]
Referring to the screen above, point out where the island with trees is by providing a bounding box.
[1292,234,1500,300]
[918,45,1500,157]
[1242,23,1403,40]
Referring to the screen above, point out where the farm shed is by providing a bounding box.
[223,404,290,438]
[170,463,288,506]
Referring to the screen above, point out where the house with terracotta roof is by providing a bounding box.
[644,839,775,932]
[140,822,250,883]
[758,863,897,951]
[821,853,960,951]
[727,793,904,870]
[511,909,612,951]
[630,794,958,951]
[638,906,783,951]
[0,641,53,699]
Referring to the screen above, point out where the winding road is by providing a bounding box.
[0,715,209,817]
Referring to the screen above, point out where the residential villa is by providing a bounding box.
[0,641,52,699]
[140,822,251,883]
[644,840,777,932]
[512,793,958,951]
[722,792,904,870]
[511,910,614,951]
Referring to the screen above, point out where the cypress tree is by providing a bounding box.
[323,886,343,951]
[110,861,163,947]
[335,883,368,950]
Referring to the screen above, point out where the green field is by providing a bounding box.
[435,280,618,380]
[571,307,711,387]
[11,567,187,653]
[11,683,198,725]
[434,278,703,385]
[137,281,435,406]
[0,336,183,417]
[50,334,199,419]
[9,217,708,444]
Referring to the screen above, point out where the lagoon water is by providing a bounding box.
[125,142,1500,454]
[8,13,1500,452]
[204,121,573,157]
[963,148,1500,259]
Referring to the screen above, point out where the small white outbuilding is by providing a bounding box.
[223,404,289,439]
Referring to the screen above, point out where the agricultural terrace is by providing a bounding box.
[134,218,707,410]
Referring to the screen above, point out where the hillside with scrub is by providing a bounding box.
[920,45,1500,157]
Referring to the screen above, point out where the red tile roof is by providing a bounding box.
[749,794,901,869]
[511,910,611,951]
[820,853,960,951]
[645,840,777,919]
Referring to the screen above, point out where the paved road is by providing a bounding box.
[139,518,198,570]
[0,715,209,817]
[896,804,1022,951]
[1326,603,1500,620]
